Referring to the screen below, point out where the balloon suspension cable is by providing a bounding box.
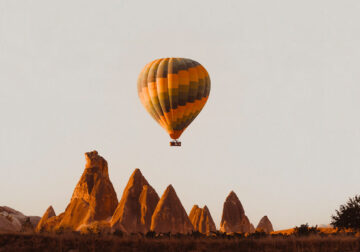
[170,139,181,147]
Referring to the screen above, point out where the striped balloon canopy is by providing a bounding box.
[137,58,211,141]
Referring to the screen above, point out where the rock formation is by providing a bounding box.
[54,151,118,231]
[249,223,255,233]
[189,205,216,234]
[0,212,22,233]
[256,215,274,233]
[36,206,56,232]
[151,185,193,234]
[2,151,277,236]
[110,169,159,233]
[20,217,35,232]
[0,206,40,233]
[41,214,64,232]
[28,216,41,228]
[219,191,251,233]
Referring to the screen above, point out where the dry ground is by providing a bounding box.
[0,232,360,252]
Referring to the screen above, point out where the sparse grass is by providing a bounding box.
[0,232,359,252]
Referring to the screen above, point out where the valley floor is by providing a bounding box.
[0,233,360,252]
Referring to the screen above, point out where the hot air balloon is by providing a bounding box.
[137,58,211,146]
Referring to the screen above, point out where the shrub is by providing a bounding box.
[190,231,204,239]
[145,231,156,238]
[293,223,319,236]
[113,229,123,237]
[232,232,245,239]
[248,230,267,239]
[55,227,64,235]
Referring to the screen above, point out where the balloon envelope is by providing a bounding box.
[137,58,211,140]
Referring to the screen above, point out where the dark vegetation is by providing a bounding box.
[3,196,360,251]
[331,195,360,231]
[293,223,319,236]
[1,230,360,252]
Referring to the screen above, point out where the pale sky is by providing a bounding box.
[1,0,360,230]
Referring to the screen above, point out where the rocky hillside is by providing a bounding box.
[0,206,40,233]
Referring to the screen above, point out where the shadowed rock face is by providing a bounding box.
[220,191,251,233]
[0,206,40,233]
[0,215,19,233]
[110,169,159,233]
[28,216,41,228]
[36,206,56,232]
[189,205,216,234]
[151,185,194,234]
[0,207,24,232]
[55,151,118,231]
[256,216,274,233]
[250,223,255,233]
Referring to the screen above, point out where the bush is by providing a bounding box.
[55,227,64,235]
[190,231,204,239]
[248,230,267,239]
[293,223,319,236]
[145,231,156,238]
[331,195,360,231]
[113,229,123,237]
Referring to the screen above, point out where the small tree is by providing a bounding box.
[331,195,360,231]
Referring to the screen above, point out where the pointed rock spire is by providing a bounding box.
[55,151,118,231]
[220,191,251,233]
[111,169,159,233]
[151,185,193,234]
[189,205,216,234]
[256,215,274,233]
[35,206,56,232]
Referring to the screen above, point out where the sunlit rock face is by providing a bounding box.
[35,206,56,232]
[256,215,274,233]
[220,191,251,233]
[151,185,194,234]
[110,169,159,233]
[53,151,118,231]
[189,205,216,234]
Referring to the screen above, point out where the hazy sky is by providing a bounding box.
[1,0,360,230]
